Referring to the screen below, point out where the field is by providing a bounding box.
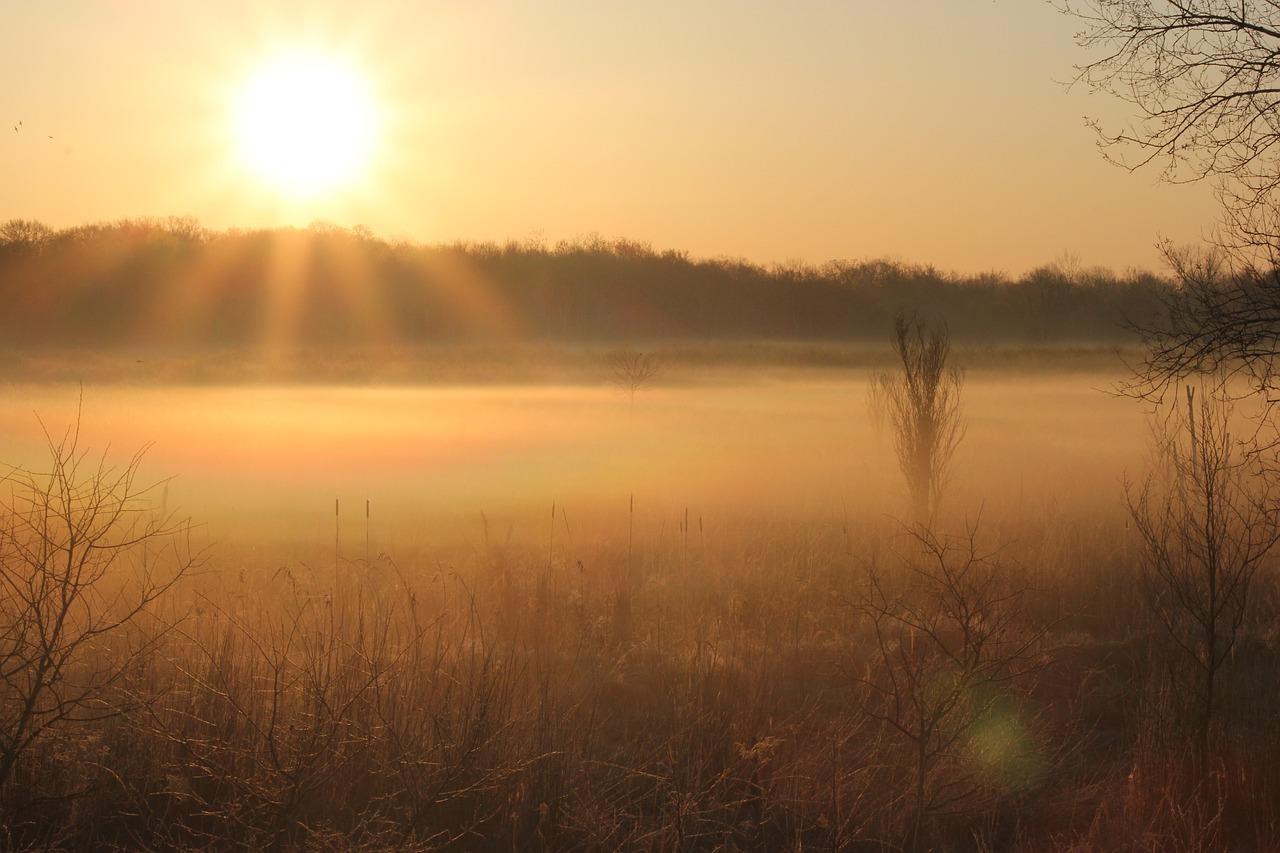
[3,346,1278,851]
[14,0,1280,848]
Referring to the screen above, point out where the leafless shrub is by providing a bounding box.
[0,417,197,801]
[606,350,661,409]
[1126,381,1280,764]
[870,314,966,524]
[856,524,1049,851]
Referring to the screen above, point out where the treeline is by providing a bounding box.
[0,217,1172,347]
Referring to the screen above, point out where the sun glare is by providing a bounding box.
[233,54,378,197]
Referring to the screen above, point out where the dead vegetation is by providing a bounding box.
[0,437,1277,851]
[3,358,1280,849]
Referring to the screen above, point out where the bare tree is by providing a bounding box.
[0,220,54,256]
[0,417,197,798]
[1126,381,1280,765]
[870,315,966,524]
[856,525,1047,852]
[606,349,661,410]
[1061,3,1280,407]
[1115,239,1280,475]
[1062,2,1280,252]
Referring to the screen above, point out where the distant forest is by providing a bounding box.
[0,218,1173,348]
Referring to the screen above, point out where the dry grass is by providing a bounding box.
[0,499,1277,851]
[1,365,1278,850]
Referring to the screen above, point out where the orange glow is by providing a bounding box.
[0,2,1221,273]
[232,53,379,198]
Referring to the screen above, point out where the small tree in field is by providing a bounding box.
[1127,383,1280,766]
[857,525,1047,852]
[870,315,965,524]
[0,418,196,799]
[607,349,661,410]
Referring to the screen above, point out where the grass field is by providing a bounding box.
[3,345,1277,851]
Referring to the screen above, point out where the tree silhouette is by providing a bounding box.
[0,417,198,795]
[870,315,966,525]
[1063,2,1280,254]
[607,349,661,411]
[0,218,1173,349]
[1062,3,1280,408]
[1127,382,1280,766]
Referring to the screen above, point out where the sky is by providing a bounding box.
[1,0,1221,274]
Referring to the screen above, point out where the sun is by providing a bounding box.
[233,54,378,197]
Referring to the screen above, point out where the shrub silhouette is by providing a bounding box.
[1126,382,1280,766]
[870,314,966,524]
[606,349,661,410]
[0,417,196,798]
[856,523,1048,851]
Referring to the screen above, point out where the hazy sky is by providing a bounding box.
[2,1,1220,273]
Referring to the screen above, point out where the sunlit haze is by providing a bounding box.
[9,3,1280,849]
[1,1,1217,272]
[233,52,379,196]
